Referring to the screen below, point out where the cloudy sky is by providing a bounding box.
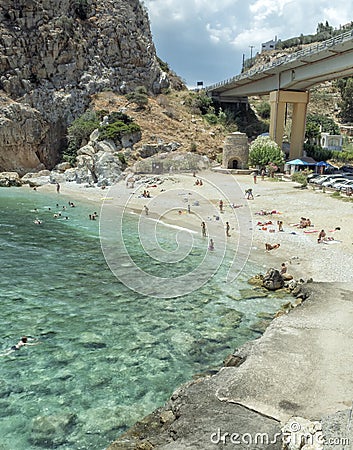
[143,0,352,88]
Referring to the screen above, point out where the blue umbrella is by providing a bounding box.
[316,161,333,167]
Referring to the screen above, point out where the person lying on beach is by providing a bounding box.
[257,220,273,227]
[265,243,280,251]
[317,229,326,243]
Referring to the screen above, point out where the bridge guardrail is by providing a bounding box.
[207,29,353,91]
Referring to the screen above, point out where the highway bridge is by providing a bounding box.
[206,29,353,159]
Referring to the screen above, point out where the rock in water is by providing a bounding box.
[262,268,284,291]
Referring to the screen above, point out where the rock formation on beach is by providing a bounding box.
[0,0,168,174]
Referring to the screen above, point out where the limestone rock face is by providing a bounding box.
[0,0,168,173]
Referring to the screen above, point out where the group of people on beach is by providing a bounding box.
[194,179,203,186]
[299,217,312,228]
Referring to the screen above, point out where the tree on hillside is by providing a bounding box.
[305,121,321,144]
[64,110,100,164]
[336,77,353,123]
[249,136,285,168]
[305,114,340,144]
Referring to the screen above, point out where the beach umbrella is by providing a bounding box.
[316,161,333,167]
[287,159,307,165]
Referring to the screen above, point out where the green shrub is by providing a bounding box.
[249,136,285,167]
[204,113,218,125]
[117,152,127,165]
[190,142,197,152]
[256,101,271,119]
[64,110,100,164]
[291,171,308,186]
[126,86,149,109]
[185,92,213,115]
[98,121,141,143]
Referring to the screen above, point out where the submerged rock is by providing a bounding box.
[30,413,77,447]
[239,288,269,299]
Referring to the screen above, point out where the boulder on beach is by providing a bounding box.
[262,268,284,291]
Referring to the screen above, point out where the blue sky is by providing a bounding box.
[143,0,352,88]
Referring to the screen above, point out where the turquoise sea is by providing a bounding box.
[0,187,287,449]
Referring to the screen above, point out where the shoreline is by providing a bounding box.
[22,172,353,447]
[29,170,353,284]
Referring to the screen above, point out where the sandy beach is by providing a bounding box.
[35,170,353,286]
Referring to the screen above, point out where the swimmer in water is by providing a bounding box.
[0,336,39,356]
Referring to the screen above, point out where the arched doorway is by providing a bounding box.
[228,158,239,169]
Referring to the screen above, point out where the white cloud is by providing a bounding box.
[143,0,352,86]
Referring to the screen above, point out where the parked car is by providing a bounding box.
[340,180,353,192]
[321,177,350,188]
[310,175,331,184]
[312,174,348,185]
[332,179,353,190]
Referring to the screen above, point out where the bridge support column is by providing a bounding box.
[269,90,309,160]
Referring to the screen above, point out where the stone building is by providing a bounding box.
[222,132,249,170]
[320,132,343,151]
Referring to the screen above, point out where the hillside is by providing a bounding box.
[90,90,227,162]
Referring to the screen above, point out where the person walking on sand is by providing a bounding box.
[219,199,224,213]
[56,182,60,193]
[226,222,231,237]
[201,221,207,237]
[144,205,149,216]
[252,171,257,184]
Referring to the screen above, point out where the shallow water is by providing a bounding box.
[0,187,288,449]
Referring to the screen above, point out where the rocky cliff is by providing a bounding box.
[0,0,168,174]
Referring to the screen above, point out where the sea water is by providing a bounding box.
[0,187,287,450]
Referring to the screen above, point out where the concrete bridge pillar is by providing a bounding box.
[269,90,310,160]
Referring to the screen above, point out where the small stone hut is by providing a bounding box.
[222,132,249,169]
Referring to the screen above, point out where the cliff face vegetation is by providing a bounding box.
[0,0,168,174]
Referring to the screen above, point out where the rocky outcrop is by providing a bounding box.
[132,152,211,174]
[0,0,168,173]
[0,171,22,186]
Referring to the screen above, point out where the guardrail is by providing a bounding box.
[207,29,353,92]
